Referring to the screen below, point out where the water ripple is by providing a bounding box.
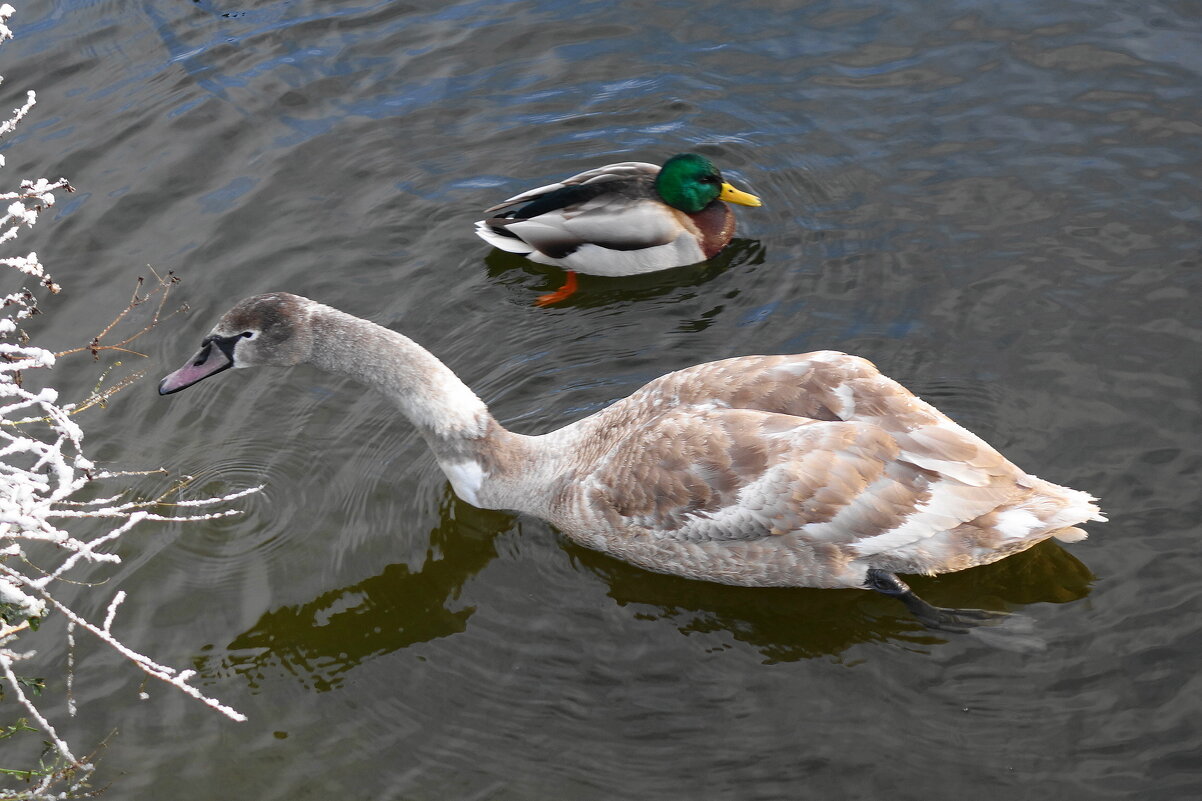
[7,0,1201,798]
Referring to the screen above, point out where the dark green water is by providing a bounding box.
[2,0,1200,798]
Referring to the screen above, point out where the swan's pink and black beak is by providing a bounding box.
[158,335,237,395]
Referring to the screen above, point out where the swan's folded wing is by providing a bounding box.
[575,406,1005,547]
[637,351,1022,490]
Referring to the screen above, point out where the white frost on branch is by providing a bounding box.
[0,6,255,797]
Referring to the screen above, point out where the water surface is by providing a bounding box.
[2,0,1200,798]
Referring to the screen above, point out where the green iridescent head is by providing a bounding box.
[654,153,762,213]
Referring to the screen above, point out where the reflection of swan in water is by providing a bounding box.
[574,537,1095,661]
[197,493,512,692]
[162,293,1103,632]
[193,492,1094,690]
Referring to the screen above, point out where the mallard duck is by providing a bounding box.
[160,294,1104,629]
[474,153,762,305]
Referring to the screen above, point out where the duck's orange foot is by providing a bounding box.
[535,271,578,307]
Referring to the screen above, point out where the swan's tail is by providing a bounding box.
[1042,482,1106,543]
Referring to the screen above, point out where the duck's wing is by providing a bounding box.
[482,195,685,257]
[483,162,661,213]
[478,163,687,256]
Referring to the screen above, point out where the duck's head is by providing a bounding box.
[158,292,315,395]
[654,153,762,213]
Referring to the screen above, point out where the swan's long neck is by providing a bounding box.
[306,305,489,440]
[302,304,542,511]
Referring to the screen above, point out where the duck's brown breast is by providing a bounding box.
[686,201,737,259]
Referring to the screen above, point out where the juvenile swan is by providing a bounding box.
[160,293,1103,628]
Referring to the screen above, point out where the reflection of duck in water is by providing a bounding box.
[161,293,1104,630]
[474,154,762,305]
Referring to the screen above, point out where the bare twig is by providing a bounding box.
[53,268,187,361]
[0,269,188,425]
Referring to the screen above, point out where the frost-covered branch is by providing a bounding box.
[0,6,256,797]
[1,567,248,724]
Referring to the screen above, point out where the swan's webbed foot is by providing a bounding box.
[864,568,1009,632]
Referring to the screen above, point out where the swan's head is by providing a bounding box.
[158,292,316,395]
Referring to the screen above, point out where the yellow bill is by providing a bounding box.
[720,182,762,207]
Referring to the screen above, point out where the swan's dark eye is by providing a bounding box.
[241,331,256,339]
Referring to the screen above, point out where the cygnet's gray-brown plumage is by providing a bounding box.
[160,293,1104,628]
